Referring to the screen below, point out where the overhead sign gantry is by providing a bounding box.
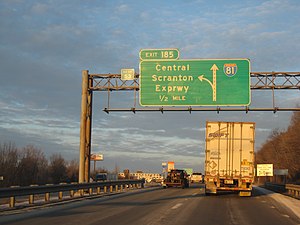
[79,48,300,183]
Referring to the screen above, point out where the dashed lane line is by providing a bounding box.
[171,203,183,210]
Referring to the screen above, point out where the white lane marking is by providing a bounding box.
[171,203,183,210]
[192,193,198,196]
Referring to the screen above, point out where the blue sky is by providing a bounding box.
[0,0,299,173]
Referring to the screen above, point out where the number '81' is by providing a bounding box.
[224,66,237,77]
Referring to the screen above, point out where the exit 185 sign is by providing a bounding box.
[139,59,250,106]
[140,49,179,61]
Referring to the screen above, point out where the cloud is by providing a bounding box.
[0,0,299,173]
[31,2,49,14]
[238,0,300,17]
[115,4,130,13]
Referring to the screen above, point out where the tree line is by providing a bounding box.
[1,111,299,187]
[0,143,79,188]
[255,111,300,182]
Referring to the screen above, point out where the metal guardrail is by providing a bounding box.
[264,182,286,193]
[0,179,144,208]
[264,182,300,199]
[286,184,300,199]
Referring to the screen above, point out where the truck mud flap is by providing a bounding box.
[239,191,252,197]
[205,183,217,195]
[205,190,217,195]
[205,187,217,195]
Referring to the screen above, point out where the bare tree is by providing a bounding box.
[17,145,48,186]
[0,143,83,186]
[66,159,79,182]
[256,111,300,182]
[0,142,19,187]
[49,154,67,184]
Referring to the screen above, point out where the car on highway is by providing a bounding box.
[162,169,189,188]
[95,173,107,181]
[190,172,203,183]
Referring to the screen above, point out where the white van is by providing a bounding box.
[190,172,203,183]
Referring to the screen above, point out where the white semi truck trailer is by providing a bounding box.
[205,121,255,197]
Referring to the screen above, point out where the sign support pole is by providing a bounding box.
[79,70,88,183]
[84,75,93,182]
[79,70,93,183]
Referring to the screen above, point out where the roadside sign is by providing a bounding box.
[257,164,273,176]
[91,154,103,161]
[167,161,175,172]
[274,169,288,176]
[140,49,179,61]
[139,59,250,106]
[183,168,193,175]
[121,68,135,80]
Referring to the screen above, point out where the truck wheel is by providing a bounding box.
[185,181,189,188]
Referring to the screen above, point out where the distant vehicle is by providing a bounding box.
[95,173,107,181]
[190,172,203,183]
[162,169,189,189]
[205,121,255,197]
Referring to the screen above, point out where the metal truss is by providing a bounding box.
[89,73,139,91]
[250,72,300,89]
[88,72,300,113]
[90,72,300,91]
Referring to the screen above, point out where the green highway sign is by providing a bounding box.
[140,49,179,61]
[139,59,250,106]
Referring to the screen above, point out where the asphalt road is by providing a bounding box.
[1,184,299,225]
